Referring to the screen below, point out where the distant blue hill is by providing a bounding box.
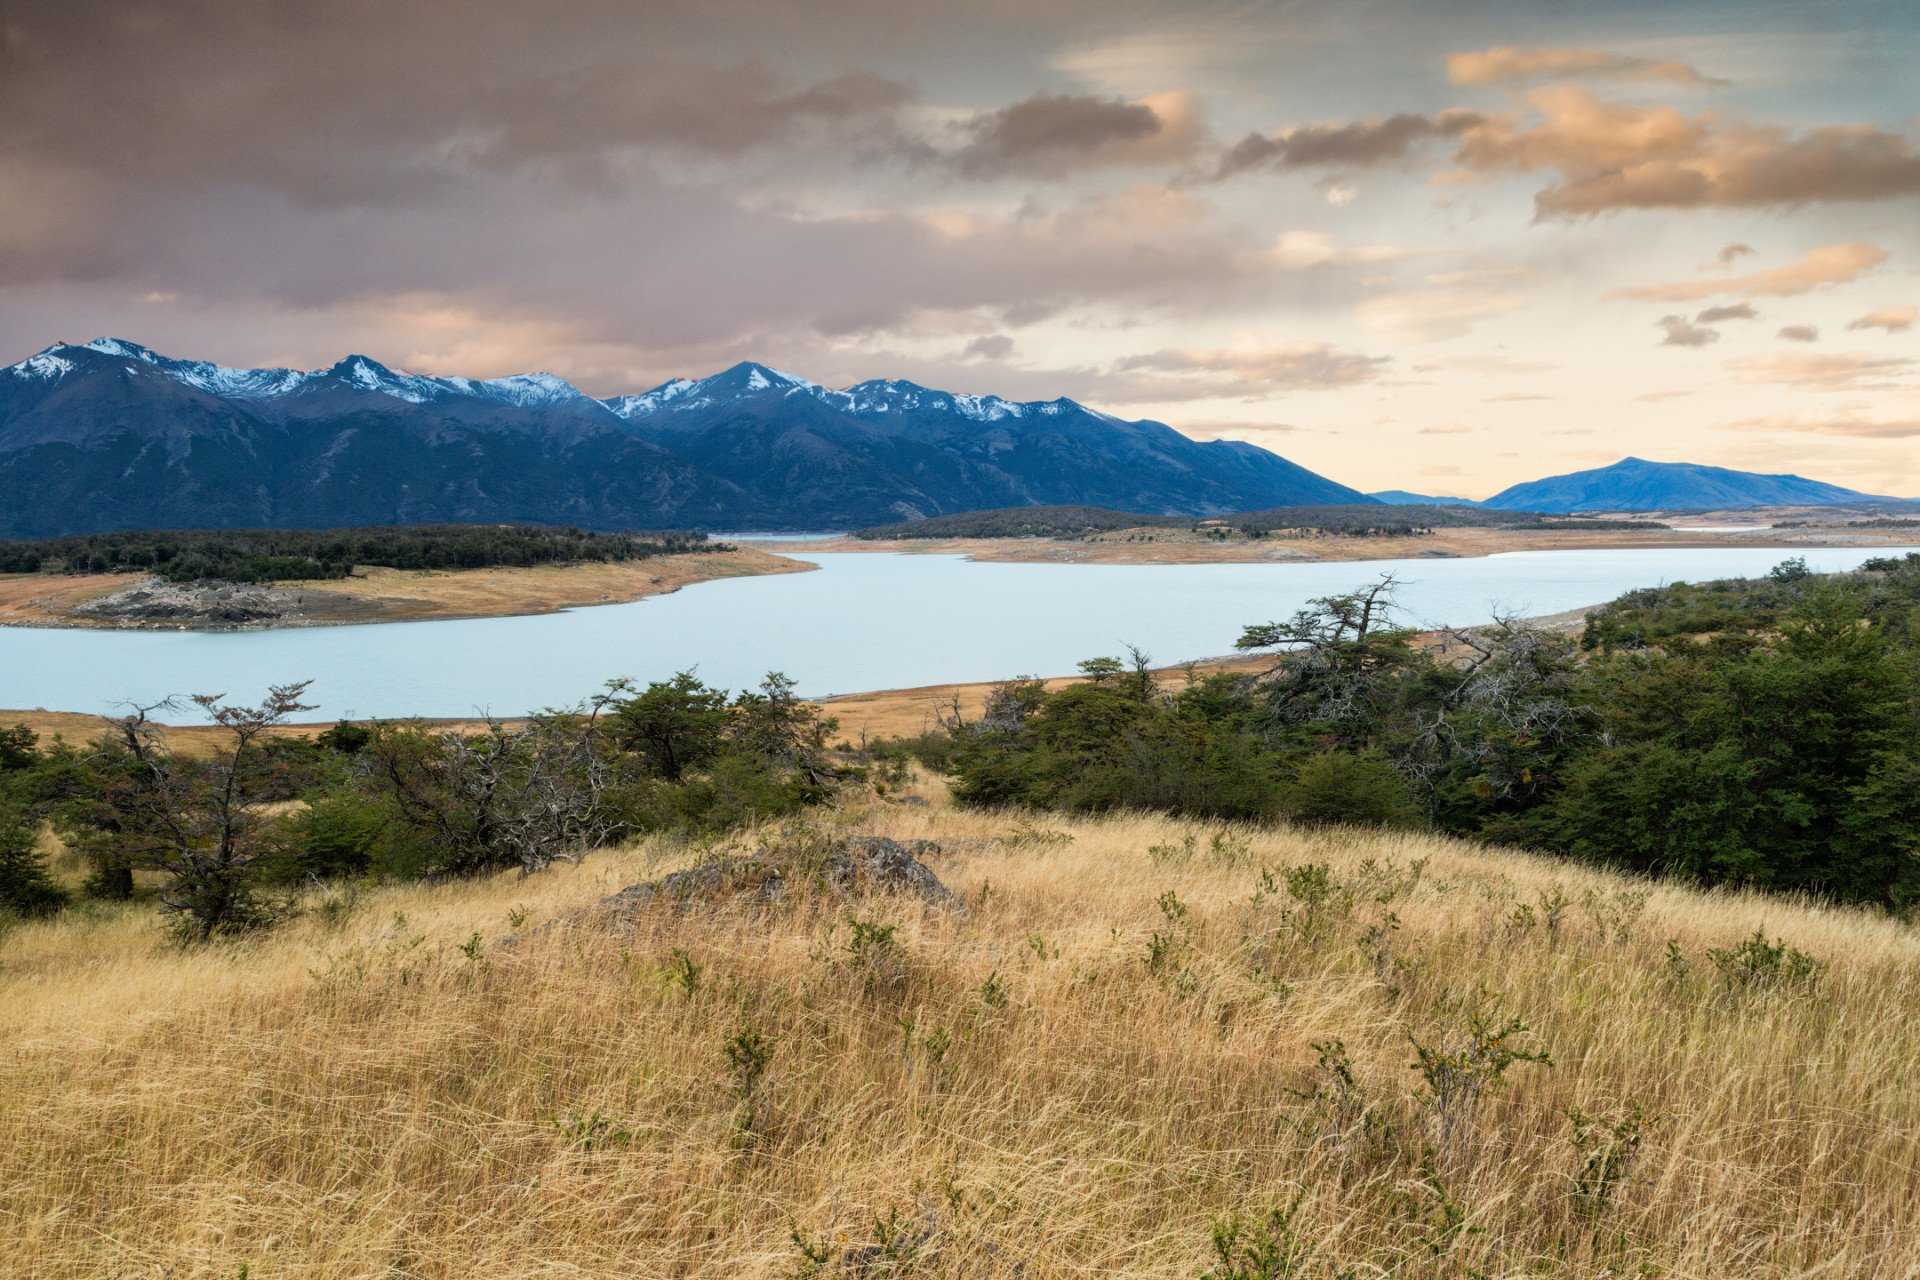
[1480,457,1886,513]
[1370,489,1483,507]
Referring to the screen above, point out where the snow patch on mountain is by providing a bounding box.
[10,351,77,380]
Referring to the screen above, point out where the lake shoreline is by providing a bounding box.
[0,600,1595,749]
[6,544,1913,729]
[0,548,811,632]
[768,522,1915,566]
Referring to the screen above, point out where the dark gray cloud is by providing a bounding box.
[951,93,1181,178]
[1695,303,1757,323]
[1777,324,1821,342]
[1215,111,1484,179]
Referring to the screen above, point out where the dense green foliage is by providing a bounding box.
[0,671,842,940]
[853,504,1661,540]
[932,558,1920,908]
[0,525,716,583]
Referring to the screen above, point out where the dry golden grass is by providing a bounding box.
[819,657,1268,743]
[287,548,811,622]
[0,548,809,630]
[0,571,139,623]
[3,791,1917,1277]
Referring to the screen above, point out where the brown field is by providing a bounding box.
[0,547,808,630]
[0,570,136,624]
[780,520,1918,566]
[820,654,1271,743]
[288,548,810,622]
[4,786,1916,1277]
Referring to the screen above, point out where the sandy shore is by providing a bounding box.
[0,548,810,631]
[770,520,1916,565]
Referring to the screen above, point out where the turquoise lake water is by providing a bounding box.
[1,545,1912,723]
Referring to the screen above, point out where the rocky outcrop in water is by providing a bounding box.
[69,577,311,628]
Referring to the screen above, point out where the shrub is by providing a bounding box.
[1280,751,1421,830]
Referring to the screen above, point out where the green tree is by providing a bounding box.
[0,806,66,919]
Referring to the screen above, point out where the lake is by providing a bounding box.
[2,545,1913,722]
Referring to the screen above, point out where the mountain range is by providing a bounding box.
[1477,457,1890,513]
[1,340,1900,538]
[0,339,1370,538]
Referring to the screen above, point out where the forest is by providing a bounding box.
[0,525,717,583]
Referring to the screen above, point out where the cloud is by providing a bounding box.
[1214,111,1484,179]
[1724,350,1914,391]
[1716,243,1756,265]
[1448,88,1920,218]
[1777,324,1820,343]
[1695,303,1756,323]
[1111,341,1391,399]
[1607,242,1889,302]
[1417,422,1474,434]
[1447,46,1721,89]
[1848,305,1917,334]
[1354,288,1527,342]
[1635,389,1693,402]
[959,333,1016,360]
[1482,392,1553,402]
[1719,406,1920,439]
[948,91,1203,178]
[1657,315,1719,347]
[1254,230,1442,270]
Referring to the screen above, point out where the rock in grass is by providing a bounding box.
[523,836,958,942]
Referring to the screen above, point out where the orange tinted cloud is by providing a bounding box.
[1450,88,1920,218]
[1724,350,1914,391]
[1848,305,1917,334]
[1607,243,1889,302]
[1447,46,1720,89]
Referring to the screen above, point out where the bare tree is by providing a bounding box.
[85,683,315,940]
[364,691,621,877]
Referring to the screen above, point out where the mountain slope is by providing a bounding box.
[612,364,1373,522]
[0,341,746,538]
[0,342,1372,535]
[1480,457,1885,513]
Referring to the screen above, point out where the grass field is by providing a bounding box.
[4,781,1914,1277]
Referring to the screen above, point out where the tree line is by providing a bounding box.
[0,672,841,940]
[0,525,718,583]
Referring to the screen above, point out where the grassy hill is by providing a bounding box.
[4,789,1915,1276]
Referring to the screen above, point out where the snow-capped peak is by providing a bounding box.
[602,378,698,420]
[438,371,590,409]
[700,360,816,394]
[85,337,160,362]
[9,348,78,381]
[325,355,439,403]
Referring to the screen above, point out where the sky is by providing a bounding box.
[4,0,1919,498]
